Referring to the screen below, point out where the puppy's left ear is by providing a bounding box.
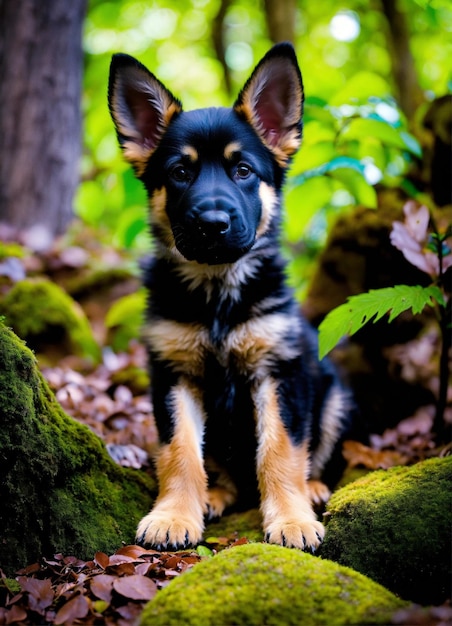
[108,54,182,177]
[234,43,303,167]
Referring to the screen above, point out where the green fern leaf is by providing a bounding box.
[318,285,445,359]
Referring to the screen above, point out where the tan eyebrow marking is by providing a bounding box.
[224,141,242,160]
[181,145,198,162]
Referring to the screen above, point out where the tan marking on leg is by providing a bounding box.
[254,377,324,550]
[136,380,208,548]
[310,385,348,480]
[143,320,210,376]
[257,182,278,237]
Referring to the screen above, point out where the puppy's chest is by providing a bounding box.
[144,300,299,379]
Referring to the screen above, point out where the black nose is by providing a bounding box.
[197,210,231,237]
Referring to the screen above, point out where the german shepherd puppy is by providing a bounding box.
[108,43,352,552]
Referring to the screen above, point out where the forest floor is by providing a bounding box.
[0,227,450,625]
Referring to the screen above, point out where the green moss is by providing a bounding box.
[204,508,264,543]
[0,242,26,260]
[140,543,406,626]
[320,457,452,605]
[0,278,100,361]
[105,290,146,352]
[66,267,138,299]
[0,322,156,574]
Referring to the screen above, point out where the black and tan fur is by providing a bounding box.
[108,43,353,552]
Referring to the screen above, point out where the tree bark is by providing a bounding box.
[264,0,297,44]
[379,0,424,121]
[0,0,86,248]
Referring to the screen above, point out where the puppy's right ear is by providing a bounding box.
[108,54,182,176]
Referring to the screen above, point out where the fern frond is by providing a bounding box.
[318,285,445,359]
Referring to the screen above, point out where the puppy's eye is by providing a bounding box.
[236,163,252,179]
[171,165,190,182]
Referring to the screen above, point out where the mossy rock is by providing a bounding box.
[0,322,156,574]
[140,543,407,626]
[0,277,100,362]
[320,457,452,605]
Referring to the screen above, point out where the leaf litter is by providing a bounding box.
[0,537,249,625]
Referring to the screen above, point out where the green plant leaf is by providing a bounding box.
[329,168,378,208]
[196,545,214,557]
[318,285,445,359]
[291,156,365,185]
[284,177,333,242]
[339,118,421,156]
[105,290,146,329]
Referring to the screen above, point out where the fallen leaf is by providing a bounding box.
[112,575,157,601]
[115,545,154,559]
[94,551,110,569]
[343,440,408,469]
[19,577,54,614]
[54,594,89,625]
[90,574,115,602]
[3,604,28,623]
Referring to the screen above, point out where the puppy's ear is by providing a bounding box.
[108,54,182,176]
[234,43,303,167]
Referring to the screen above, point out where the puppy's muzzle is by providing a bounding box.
[197,210,231,238]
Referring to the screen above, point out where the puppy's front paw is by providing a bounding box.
[264,517,325,552]
[136,508,204,550]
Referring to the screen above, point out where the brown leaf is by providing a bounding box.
[90,574,115,602]
[54,594,89,625]
[134,562,154,576]
[94,551,110,569]
[106,562,136,577]
[15,563,40,575]
[115,545,153,559]
[116,601,144,623]
[163,555,181,570]
[107,554,135,565]
[4,604,28,623]
[112,575,157,601]
[343,440,408,470]
[180,555,201,565]
[19,577,54,613]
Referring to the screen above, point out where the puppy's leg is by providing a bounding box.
[205,459,238,519]
[136,381,208,549]
[254,377,324,551]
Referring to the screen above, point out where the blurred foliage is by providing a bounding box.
[78,0,452,294]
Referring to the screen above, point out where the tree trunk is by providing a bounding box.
[379,0,424,121]
[264,0,297,44]
[0,0,86,248]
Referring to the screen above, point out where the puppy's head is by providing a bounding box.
[108,43,303,265]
